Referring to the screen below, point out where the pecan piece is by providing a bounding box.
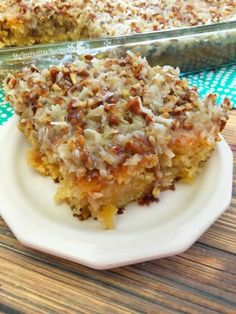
[127,97,141,115]
[84,54,94,61]
[108,114,119,126]
[78,69,89,77]
[80,150,94,170]
[50,67,60,83]
[125,136,152,155]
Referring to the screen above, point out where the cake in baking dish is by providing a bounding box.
[4,51,230,228]
[0,0,235,47]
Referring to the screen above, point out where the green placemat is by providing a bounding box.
[0,90,14,125]
[185,64,236,106]
[0,64,235,126]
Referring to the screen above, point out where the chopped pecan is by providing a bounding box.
[86,170,99,180]
[70,84,83,93]
[109,145,125,155]
[30,65,39,73]
[91,99,103,108]
[127,97,153,123]
[50,67,60,83]
[108,114,119,126]
[7,78,17,90]
[104,104,116,113]
[132,63,143,79]
[118,60,127,67]
[80,150,94,170]
[130,22,141,33]
[92,86,99,94]
[78,69,89,77]
[106,94,119,104]
[171,120,180,131]
[127,97,141,115]
[33,5,40,14]
[125,136,152,155]
[53,97,63,105]
[67,102,85,126]
[145,114,153,124]
[219,118,227,132]
[84,54,94,61]
[130,87,138,97]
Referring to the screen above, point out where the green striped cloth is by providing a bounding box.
[0,64,235,126]
[185,64,236,106]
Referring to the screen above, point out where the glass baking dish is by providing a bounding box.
[0,20,235,80]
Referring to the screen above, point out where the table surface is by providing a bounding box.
[0,112,235,314]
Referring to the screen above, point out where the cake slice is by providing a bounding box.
[4,51,230,228]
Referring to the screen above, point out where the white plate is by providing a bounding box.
[0,117,233,269]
